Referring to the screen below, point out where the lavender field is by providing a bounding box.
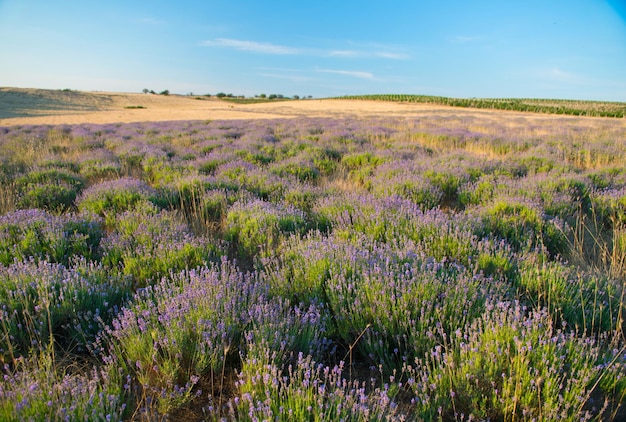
[0,112,625,421]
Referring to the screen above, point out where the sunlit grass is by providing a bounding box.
[0,112,624,420]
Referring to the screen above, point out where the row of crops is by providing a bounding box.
[0,112,625,420]
[338,94,626,118]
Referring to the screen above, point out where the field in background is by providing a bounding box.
[4,88,625,128]
[339,94,626,118]
[0,93,625,420]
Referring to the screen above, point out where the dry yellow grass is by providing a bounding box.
[1,87,609,126]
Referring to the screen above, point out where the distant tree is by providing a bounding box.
[216,92,226,98]
[142,88,150,94]
[293,95,300,100]
[159,90,170,96]
[268,94,277,100]
[259,93,267,98]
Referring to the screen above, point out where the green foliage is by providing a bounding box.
[424,169,464,207]
[15,169,84,212]
[459,179,496,207]
[538,177,591,220]
[234,351,398,421]
[408,302,622,421]
[339,94,626,118]
[517,254,624,336]
[271,160,320,182]
[593,190,626,227]
[1,114,625,420]
[0,210,103,266]
[340,152,385,189]
[0,259,130,360]
[476,251,516,280]
[235,149,275,165]
[0,349,129,421]
[102,207,222,287]
[225,200,308,261]
[79,160,121,183]
[104,262,263,413]
[77,178,158,225]
[477,200,568,255]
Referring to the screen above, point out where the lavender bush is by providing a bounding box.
[0,112,624,419]
[101,206,222,287]
[231,351,400,421]
[0,350,129,421]
[15,167,84,212]
[225,198,308,262]
[0,258,130,360]
[77,177,158,224]
[0,209,103,265]
[405,301,624,421]
[101,261,251,413]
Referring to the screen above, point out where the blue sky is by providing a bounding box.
[0,0,625,101]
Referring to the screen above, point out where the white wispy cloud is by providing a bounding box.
[374,51,409,59]
[451,35,481,43]
[200,38,300,55]
[201,38,409,60]
[329,50,359,57]
[316,68,375,80]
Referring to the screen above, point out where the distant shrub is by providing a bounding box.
[459,178,497,207]
[236,149,274,165]
[592,187,626,227]
[141,156,191,187]
[373,172,444,210]
[79,160,121,183]
[538,176,591,220]
[587,167,626,191]
[423,169,466,208]
[217,163,290,201]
